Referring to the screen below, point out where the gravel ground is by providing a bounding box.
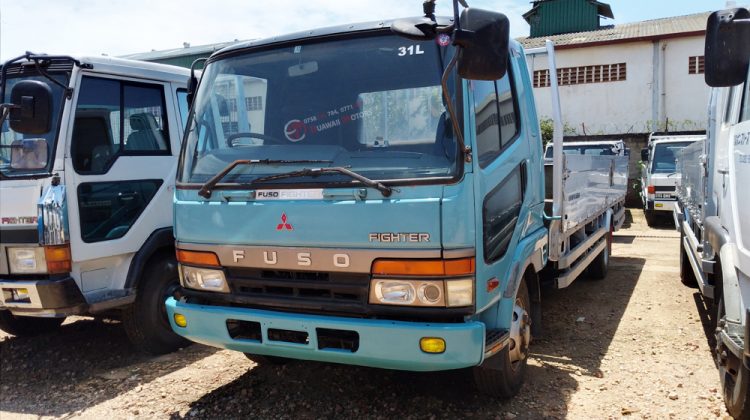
[0,210,729,419]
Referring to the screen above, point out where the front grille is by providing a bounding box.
[226,267,370,316]
[654,185,675,192]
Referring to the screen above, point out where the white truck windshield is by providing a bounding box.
[179,34,458,186]
[652,141,694,174]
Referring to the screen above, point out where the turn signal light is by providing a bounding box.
[44,244,71,274]
[371,258,475,276]
[176,249,220,267]
[173,313,188,328]
[647,185,655,194]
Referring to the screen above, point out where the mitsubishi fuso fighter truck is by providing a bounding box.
[166,1,627,397]
[0,53,191,354]
[640,133,703,225]
[673,7,750,418]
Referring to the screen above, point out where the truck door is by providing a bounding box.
[470,59,530,314]
[728,72,750,271]
[64,75,181,296]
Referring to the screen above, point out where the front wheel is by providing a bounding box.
[122,254,190,354]
[0,310,64,336]
[716,297,750,418]
[473,280,531,398]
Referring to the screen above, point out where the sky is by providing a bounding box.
[0,0,734,61]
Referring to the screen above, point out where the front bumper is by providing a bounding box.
[166,297,485,371]
[0,276,86,316]
[648,199,676,212]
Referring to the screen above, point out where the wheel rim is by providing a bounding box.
[508,298,531,369]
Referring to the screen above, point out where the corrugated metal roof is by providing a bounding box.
[121,40,252,61]
[520,11,710,49]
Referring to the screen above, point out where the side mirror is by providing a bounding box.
[454,8,510,80]
[8,80,53,134]
[705,8,750,87]
[640,148,649,162]
[10,138,48,170]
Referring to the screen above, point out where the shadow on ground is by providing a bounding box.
[170,256,646,419]
[0,317,215,417]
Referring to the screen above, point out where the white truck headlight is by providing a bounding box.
[445,278,474,307]
[8,247,47,274]
[370,279,447,306]
[180,265,229,293]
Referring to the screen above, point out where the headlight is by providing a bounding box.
[370,279,447,306]
[8,247,47,274]
[180,265,229,293]
[445,278,474,307]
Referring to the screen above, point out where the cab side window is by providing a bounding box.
[740,76,750,123]
[472,70,520,168]
[71,77,169,174]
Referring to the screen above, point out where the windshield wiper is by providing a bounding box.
[250,167,394,197]
[197,159,332,198]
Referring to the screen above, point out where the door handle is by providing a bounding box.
[118,192,138,201]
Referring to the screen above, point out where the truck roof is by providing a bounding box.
[210,16,466,61]
[648,135,705,145]
[7,55,190,84]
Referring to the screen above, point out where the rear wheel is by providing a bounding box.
[122,254,190,355]
[644,209,656,227]
[588,221,612,280]
[473,280,530,398]
[0,310,64,336]
[716,297,750,419]
[679,227,698,287]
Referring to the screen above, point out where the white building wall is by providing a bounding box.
[525,35,709,136]
[662,35,711,131]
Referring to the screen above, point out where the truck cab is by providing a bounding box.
[640,134,703,224]
[166,4,624,398]
[0,54,190,353]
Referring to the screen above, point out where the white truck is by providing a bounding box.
[0,53,191,354]
[673,7,750,418]
[639,134,703,225]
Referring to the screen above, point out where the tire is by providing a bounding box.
[679,227,698,288]
[588,222,612,280]
[0,310,64,336]
[716,297,750,419]
[644,209,656,227]
[243,353,291,365]
[473,280,530,398]
[122,253,190,355]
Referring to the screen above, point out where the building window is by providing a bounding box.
[245,96,263,111]
[688,56,705,74]
[533,63,627,88]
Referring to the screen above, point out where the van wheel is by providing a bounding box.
[0,310,64,336]
[244,353,291,365]
[679,228,698,287]
[716,297,750,418]
[122,254,190,355]
[588,223,612,280]
[473,280,530,398]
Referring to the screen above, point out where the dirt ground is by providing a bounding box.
[0,210,730,419]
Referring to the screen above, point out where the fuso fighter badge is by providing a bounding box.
[437,33,451,47]
[276,213,293,231]
[284,119,306,142]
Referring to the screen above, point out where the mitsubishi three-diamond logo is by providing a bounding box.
[276,213,293,231]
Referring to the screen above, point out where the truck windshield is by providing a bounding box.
[545,145,617,159]
[179,34,459,187]
[1,74,68,178]
[652,141,693,173]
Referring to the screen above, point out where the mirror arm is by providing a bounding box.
[441,52,470,163]
[31,60,73,99]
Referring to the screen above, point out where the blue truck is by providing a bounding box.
[165,2,627,397]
